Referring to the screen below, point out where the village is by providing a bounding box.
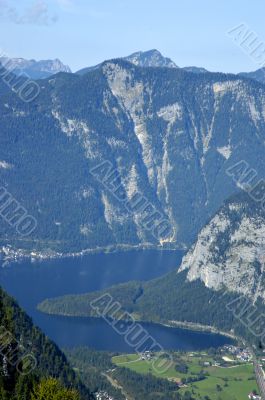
[221,345,253,363]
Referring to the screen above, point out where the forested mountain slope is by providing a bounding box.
[0,287,93,399]
[239,67,265,85]
[2,58,265,254]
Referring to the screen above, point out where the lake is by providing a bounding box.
[0,250,233,351]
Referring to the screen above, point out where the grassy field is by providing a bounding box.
[112,352,259,400]
[186,364,258,400]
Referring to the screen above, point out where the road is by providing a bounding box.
[102,372,133,400]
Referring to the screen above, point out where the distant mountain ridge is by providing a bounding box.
[77,49,208,75]
[5,50,265,86]
[0,57,71,79]
[76,49,177,75]
[123,49,178,68]
[182,66,209,73]
[77,49,265,86]
[239,67,265,85]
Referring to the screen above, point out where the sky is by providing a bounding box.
[0,0,264,73]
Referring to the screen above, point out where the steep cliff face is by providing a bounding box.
[2,59,265,253]
[179,193,265,302]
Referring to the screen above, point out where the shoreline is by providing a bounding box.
[37,307,237,344]
[0,243,186,266]
[132,317,238,342]
[163,320,237,341]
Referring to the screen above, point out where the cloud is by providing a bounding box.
[0,0,58,26]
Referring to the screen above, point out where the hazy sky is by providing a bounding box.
[0,0,264,73]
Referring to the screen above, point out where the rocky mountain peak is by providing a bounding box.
[0,56,71,79]
[124,49,178,68]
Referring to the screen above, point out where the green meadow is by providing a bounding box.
[112,352,259,400]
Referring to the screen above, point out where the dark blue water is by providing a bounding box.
[0,250,233,351]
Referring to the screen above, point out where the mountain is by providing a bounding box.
[76,49,178,75]
[0,286,93,399]
[182,66,208,73]
[123,49,178,68]
[239,68,265,85]
[0,57,71,79]
[2,59,265,255]
[179,191,265,302]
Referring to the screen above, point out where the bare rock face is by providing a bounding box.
[179,193,265,302]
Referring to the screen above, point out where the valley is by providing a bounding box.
[1,17,265,398]
[112,348,259,400]
[0,250,238,400]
